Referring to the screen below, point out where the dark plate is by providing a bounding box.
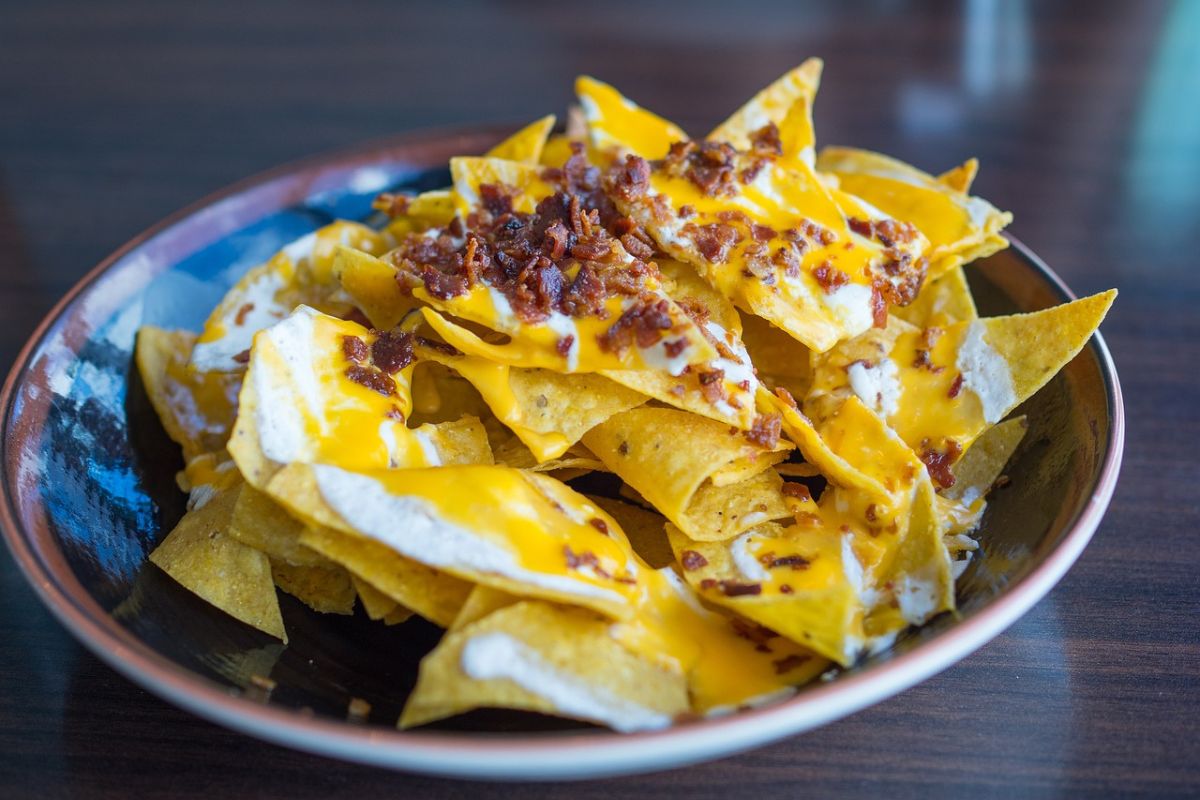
[0,126,1123,780]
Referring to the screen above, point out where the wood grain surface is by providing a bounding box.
[2,1,1198,797]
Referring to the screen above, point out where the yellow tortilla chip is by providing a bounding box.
[582,406,790,536]
[892,265,977,328]
[707,59,823,155]
[449,585,520,630]
[266,462,643,620]
[588,496,673,569]
[739,313,813,400]
[134,326,240,461]
[937,158,979,193]
[351,575,414,625]
[299,525,470,628]
[228,484,325,567]
[863,477,954,641]
[400,600,688,731]
[805,290,1116,455]
[666,522,862,666]
[191,221,387,371]
[271,559,356,615]
[486,115,556,163]
[584,80,929,354]
[332,245,419,330]
[421,345,645,462]
[677,468,791,542]
[576,76,687,160]
[816,146,1012,279]
[148,486,287,642]
[938,415,1027,538]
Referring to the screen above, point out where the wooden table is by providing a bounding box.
[2,1,1197,796]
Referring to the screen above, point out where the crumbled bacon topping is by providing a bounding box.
[749,123,783,156]
[235,302,255,326]
[948,373,964,399]
[371,330,414,374]
[341,335,368,364]
[718,580,763,597]
[730,617,778,652]
[765,554,811,570]
[372,192,411,217]
[772,653,811,675]
[598,298,675,354]
[782,482,812,501]
[680,550,708,571]
[607,155,650,202]
[920,437,964,489]
[812,261,850,294]
[660,140,739,197]
[345,365,396,397]
[589,517,609,536]
[745,413,782,448]
[689,222,743,263]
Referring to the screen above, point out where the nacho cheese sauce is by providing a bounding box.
[312,464,641,614]
[460,632,673,732]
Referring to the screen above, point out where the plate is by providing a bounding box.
[0,126,1123,781]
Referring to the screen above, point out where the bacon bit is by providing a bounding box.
[848,217,875,238]
[782,483,812,502]
[691,222,743,263]
[555,334,575,357]
[341,335,368,363]
[419,265,469,300]
[345,365,396,397]
[598,299,674,353]
[773,386,798,408]
[563,545,611,578]
[767,554,811,570]
[779,584,794,594]
[719,580,763,597]
[372,192,410,217]
[663,338,688,358]
[234,302,255,326]
[751,224,777,242]
[479,183,514,218]
[921,326,944,348]
[749,122,784,155]
[589,517,609,536]
[608,155,651,201]
[698,369,726,404]
[991,474,1012,491]
[232,349,251,364]
[680,550,708,571]
[812,262,850,293]
[745,413,782,449]
[700,578,717,590]
[920,438,964,489]
[663,140,740,197]
[870,283,888,328]
[912,348,944,373]
[739,160,767,185]
[948,373,964,399]
[730,617,777,652]
[678,204,696,219]
[371,330,414,374]
[385,405,405,422]
[414,336,459,357]
[620,232,654,261]
[865,503,878,522]
[772,653,811,675]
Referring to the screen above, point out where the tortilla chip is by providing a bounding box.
[576,75,687,160]
[352,575,414,625]
[299,525,470,628]
[271,559,356,615]
[400,600,688,731]
[666,522,862,666]
[422,346,645,462]
[582,406,789,533]
[135,326,240,461]
[892,265,977,328]
[267,462,643,620]
[864,477,954,640]
[228,484,325,567]
[739,313,813,400]
[332,245,418,330]
[707,59,823,156]
[816,146,1012,278]
[191,221,387,371]
[588,496,673,568]
[486,115,556,163]
[938,415,1027,537]
[937,158,978,193]
[449,585,520,630]
[677,468,791,542]
[148,486,287,642]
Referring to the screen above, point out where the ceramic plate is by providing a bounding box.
[0,126,1123,781]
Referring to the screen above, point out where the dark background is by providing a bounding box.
[2,1,1198,797]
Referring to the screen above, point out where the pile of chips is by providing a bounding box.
[136,60,1115,731]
